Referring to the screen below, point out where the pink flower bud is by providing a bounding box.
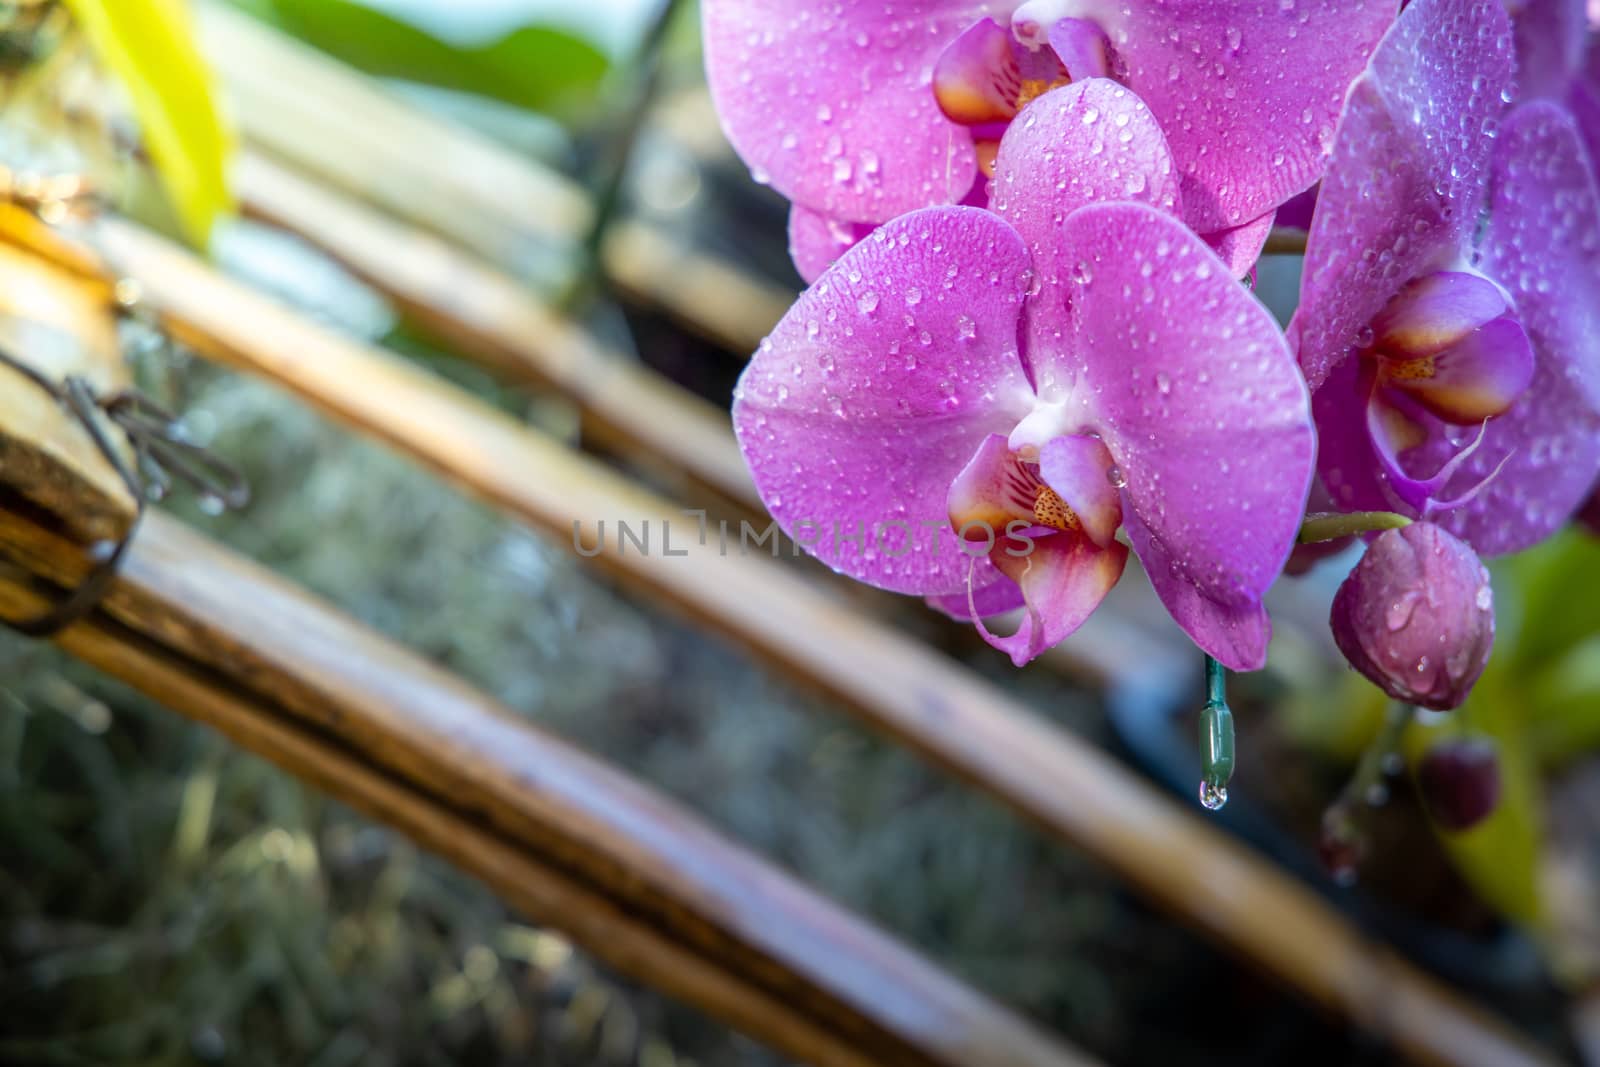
[1330,523,1494,711]
[1416,737,1502,832]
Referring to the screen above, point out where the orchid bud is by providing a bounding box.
[1416,737,1501,832]
[1330,523,1494,711]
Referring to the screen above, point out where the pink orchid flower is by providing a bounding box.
[704,0,1395,281]
[1292,0,1600,556]
[733,81,1314,670]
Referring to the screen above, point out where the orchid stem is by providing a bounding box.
[1206,654,1228,708]
[1318,702,1416,883]
[565,0,685,312]
[1297,511,1412,545]
[1322,701,1416,847]
[1344,701,1414,810]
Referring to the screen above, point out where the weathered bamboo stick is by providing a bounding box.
[195,2,795,357]
[15,213,1554,1067]
[194,4,591,258]
[230,151,757,510]
[0,242,133,543]
[0,505,1089,1067]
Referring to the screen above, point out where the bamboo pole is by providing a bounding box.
[0,505,1089,1067]
[230,151,757,510]
[0,242,133,543]
[13,213,1554,1067]
[194,2,795,357]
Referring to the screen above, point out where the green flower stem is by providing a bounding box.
[1334,702,1416,817]
[1297,511,1413,545]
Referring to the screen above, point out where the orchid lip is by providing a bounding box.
[946,431,1128,666]
[932,11,1112,133]
[1361,270,1535,425]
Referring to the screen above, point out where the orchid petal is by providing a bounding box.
[1573,39,1600,174]
[1291,0,1516,390]
[788,204,873,285]
[978,534,1129,666]
[733,206,1036,595]
[989,79,1180,317]
[1275,186,1320,233]
[1571,65,1600,181]
[703,0,992,224]
[1427,101,1600,553]
[1513,0,1588,102]
[1203,208,1275,279]
[1316,357,1398,516]
[1048,203,1315,670]
[1099,0,1395,234]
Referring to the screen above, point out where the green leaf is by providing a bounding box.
[1524,636,1600,766]
[261,0,610,118]
[1498,531,1600,678]
[63,0,235,248]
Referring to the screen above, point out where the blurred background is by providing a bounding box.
[0,1,1598,1064]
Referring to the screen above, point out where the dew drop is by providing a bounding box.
[1385,590,1421,632]
[1199,781,1228,810]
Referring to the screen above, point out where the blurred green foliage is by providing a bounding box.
[63,0,235,247]
[234,0,611,119]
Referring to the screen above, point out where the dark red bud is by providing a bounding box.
[1416,736,1502,832]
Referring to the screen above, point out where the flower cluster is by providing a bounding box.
[706,0,1600,706]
